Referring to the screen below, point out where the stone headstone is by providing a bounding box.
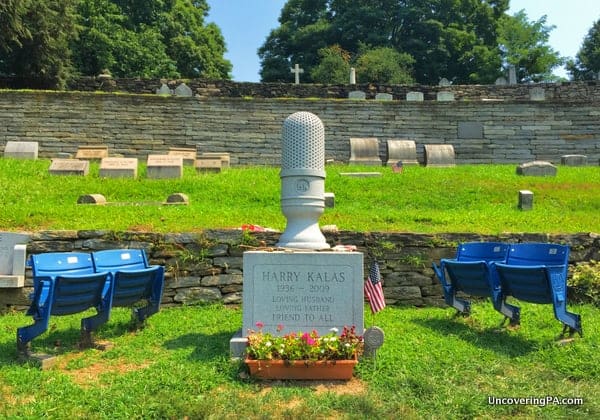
[99,157,138,178]
[0,232,29,288]
[146,155,183,179]
[49,159,90,176]
[386,139,418,166]
[436,91,455,101]
[516,161,557,177]
[195,157,222,173]
[198,152,231,168]
[348,138,382,166]
[168,147,196,165]
[518,190,534,210]
[424,144,455,167]
[458,122,484,139]
[324,192,335,208]
[242,251,364,336]
[561,154,588,166]
[438,78,451,86]
[375,93,393,101]
[156,83,173,95]
[530,87,545,101]
[349,67,356,84]
[4,141,38,160]
[348,91,366,100]
[495,77,507,86]
[75,145,109,160]
[174,83,193,97]
[508,65,517,84]
[406,91,424,101]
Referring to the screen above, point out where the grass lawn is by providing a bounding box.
[0,303,598,419]
[0,159,598,233]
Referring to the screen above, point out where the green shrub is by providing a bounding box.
[569,260,600,306]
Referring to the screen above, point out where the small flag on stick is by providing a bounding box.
[364,260,386,313]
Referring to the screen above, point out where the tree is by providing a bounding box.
[354,46,414,84]
[72,0,231,79]
[0,0,79,88]
[310,45,350,84]
[259,0,509,84]
[567,19,600,81]
[0,0,29,52]
[498,10,564,83]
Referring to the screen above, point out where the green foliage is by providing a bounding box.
[0,159,598,234]
[0,303,599,417]
[498,10,564,83]
[567,19,600,80]
[310,45,351,84]
[0,0,29,51]
[569,260,600,306]
[0,0,79,89]
[355,46,414,84]
[260,0,515,84]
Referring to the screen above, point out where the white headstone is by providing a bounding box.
[156,83,173,95]
[349,138,382,166]
[406,91,424,101]
[508,65,517,84]
[530,87,545,101]
[436,91,455,101]
[0,232,29,288]
[290,63,304,84]
[495,77,507,85]
[348,91,366,100]
[438,77,451,86]
[349,67,356,84]
[174,83,193,97]
[375,93,393,101]
[3,141,39,160]
[424,144,455,167]
[386,140,419,166]
[146,155,183,179]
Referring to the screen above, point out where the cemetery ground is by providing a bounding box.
[0,158,599,233]
[0,158,599,418]
[0,303,598,418]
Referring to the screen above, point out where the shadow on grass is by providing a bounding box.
[163,331,238,362]
[412,317,538,357]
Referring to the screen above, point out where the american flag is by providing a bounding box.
[364,260,386,313]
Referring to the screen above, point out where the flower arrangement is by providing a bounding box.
[246,322,363,362]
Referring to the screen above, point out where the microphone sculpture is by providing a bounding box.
[277,112,330,250]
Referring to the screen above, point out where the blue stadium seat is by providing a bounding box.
[91,249,165,326]
[492,243,582,336]
[17,252,112,354]
[432,242,509,315]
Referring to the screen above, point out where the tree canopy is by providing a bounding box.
[0,0,231,88]
[567,19,600,80]
[259,0,570,85]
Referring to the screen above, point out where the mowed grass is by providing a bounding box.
[0,303,598,418]
[0,158,599,233]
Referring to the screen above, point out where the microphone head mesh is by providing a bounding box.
[281,112,324,170]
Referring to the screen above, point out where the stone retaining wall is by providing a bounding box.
[1,91,599,165]
[1,230,598,313]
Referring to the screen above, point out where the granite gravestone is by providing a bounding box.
[424,144,455,167]
[0,232,29,288]
[146,155,183,179]
[348,138,382,166]
[75,145,109,160]
[3,141,39,160]
[386,140,419,166]
[406,91,424,101]
[168,147,197,165]
[233,112,364,357]
[49,159,90,176]
[99,157,138,178]
[348,91,366,100]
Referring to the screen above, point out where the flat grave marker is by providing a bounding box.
[168,147,196,165]
[146,155,183,179]
[195,157,222,173]
[4,141,38,160]
[75,145,109,160]
[49,159,90,176]
[99,157,138,178]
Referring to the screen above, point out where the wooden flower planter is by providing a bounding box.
[245,358,358,380]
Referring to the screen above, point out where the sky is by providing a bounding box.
[206,0,600,82]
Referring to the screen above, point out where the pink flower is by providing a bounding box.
[301,332,316,346]
[255,321,264,329]
[277,324,284,332]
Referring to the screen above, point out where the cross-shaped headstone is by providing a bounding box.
[290,63,304,84]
